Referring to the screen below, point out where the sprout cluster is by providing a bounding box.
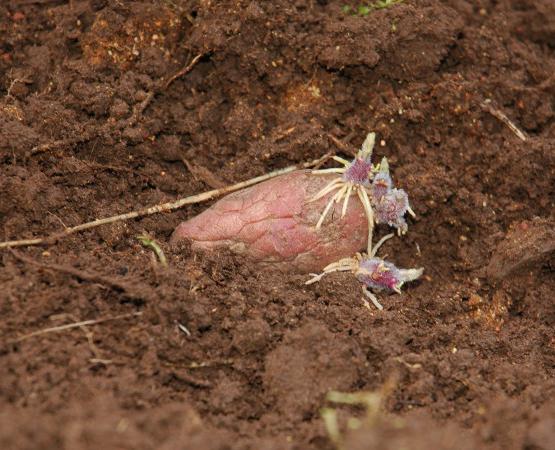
[307,132,423,309]
[371,158,412,234]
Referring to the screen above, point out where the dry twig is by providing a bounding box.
[187,359,234,369]
[126,91,155,129]
[481,99,527,141]
[182,158,226,189]
[166,370,212,388]
[29,134,93,156]
[327,133,356,156]
[0,154,330,250]
[164,53,203,89]
[10,312,142,343]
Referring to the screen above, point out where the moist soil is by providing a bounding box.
[1,1,554,449]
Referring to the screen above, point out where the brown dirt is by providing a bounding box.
[1,0,554,449]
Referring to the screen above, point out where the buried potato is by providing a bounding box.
[171,170,370,273]
[171,133,417,282]
[171,132,423,309]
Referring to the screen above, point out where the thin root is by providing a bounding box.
[481,99,527,141]
[363,287,383,310]
[370,233,394,257]
[341,184,353,218]
[305,261,354,285]
[311,168,347,175]
[315,184,347,229]
[358,188,375,254]
[332,155,351,166]
[310,177,343,202]
[316,194,338,229]
[10,312,142,344]
[164,53,204,89]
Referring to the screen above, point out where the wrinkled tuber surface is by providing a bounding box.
[171,170,368,272]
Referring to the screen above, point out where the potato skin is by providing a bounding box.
[171,170,368,272]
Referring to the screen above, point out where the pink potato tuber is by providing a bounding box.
[171,170,369,272]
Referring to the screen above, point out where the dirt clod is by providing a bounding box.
[264,321,364,420]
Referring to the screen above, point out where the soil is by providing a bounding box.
[1,0,554,449]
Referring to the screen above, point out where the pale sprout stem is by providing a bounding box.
[399,267,424,282]
[310,178,343,202]
[353,252,364,262]
[332,156,351,166]
[407,206,416,218]
[358,188,375,254]
[341,184,353,218]
[311,168,347,174]
[333,184,349,208]
[305,261,354,285]
[305,273,325,284]
[322,257,356,272]
[306,269,336,285]
[316,186,347,229]
[356,189,368,236]
[363,287,383,310]
[370,233,394,257]
[316,199,336,229]
[360,132,376,160]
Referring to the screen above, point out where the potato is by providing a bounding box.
[171,170,368,272]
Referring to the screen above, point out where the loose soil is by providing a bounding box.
[1,0,554,449]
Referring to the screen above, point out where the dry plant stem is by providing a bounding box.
[164,53,203,89]
[327,133,356,156]
[171,371,212,388]
[0,155,331,250]
[481,100,527,141]
[182,158,226,189]
[11,312,143,343]
[126,91,155,128]
[43,312,104,360]
[187,359,234,369]
[30,134,92,156]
